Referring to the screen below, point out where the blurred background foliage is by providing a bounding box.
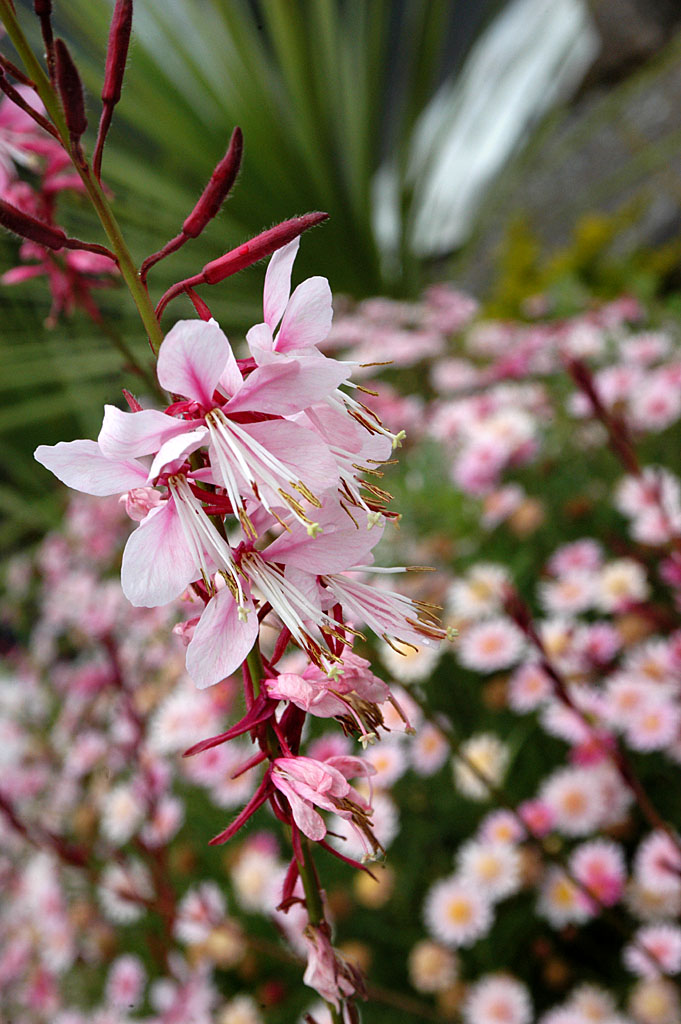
[3,0,681,552]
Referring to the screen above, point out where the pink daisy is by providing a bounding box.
[624,924,681,979]
[462,974,533,1024]
[458,617,525,672]
[424,874,493,948]
[569,839,627,907]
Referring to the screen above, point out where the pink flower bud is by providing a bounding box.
[201,212,328,285]
[55,38,87,141]
[120,486,163,522]
[102,0,133,106]
[0,197,66,249]
[182,126,243,238]
[172,617,199,647]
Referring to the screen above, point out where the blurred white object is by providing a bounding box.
[374,0,599,264]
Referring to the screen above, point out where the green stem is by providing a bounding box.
[299,836,325,927]
[0,3,165,357]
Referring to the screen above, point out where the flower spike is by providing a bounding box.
[54,38,87,150]
[93,0,133,179]
[155,212,329,319]
[140,126,243,281]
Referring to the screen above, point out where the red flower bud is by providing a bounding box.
[55,38,87,141]
[0,198,66,250]
[182,126,243,239]
[201,212,328,285]
[102,0,133,106]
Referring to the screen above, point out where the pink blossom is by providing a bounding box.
[271,754,375,848]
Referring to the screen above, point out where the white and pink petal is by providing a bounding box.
[34,439,148,496]
[157,319,233,407]
[185,587,259,689]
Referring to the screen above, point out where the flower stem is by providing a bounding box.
[0,3,165,356]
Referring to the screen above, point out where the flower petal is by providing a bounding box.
[263,237,299,330]
[265,500,382,573]
[276,276,332,353]
[147,426,209,481]
[34,439,148,495]
[226,354,349,416]
[121,498,198,606]
[238,419,338,496]
[186,588,258,689]
[98,405,186,459]
[245,321,274,365]
[157,319,232,406]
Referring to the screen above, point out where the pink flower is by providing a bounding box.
[98,317,346,538]
[271,754,376,849]
[302,924,365,1010]
[569,839,626,908]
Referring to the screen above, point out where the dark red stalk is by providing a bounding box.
[505,586,681,858]
[182,694,276,756]
[54,38,87,151]
[0,197,67,248]
[566,357,640,476]
[209,774,271,845]
[0,52,35,87]
[0,70,59,137]
[140,126,243,281]
[93,0,133,180]
[154,212,329,319]
[33,0,56,82]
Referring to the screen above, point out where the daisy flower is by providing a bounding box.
[540,766,607,837]
[462,974,533,1024]
[458,617,525,672]
[634,832,681,899]
[628,977,680,1024]
[106,955,146,1011]
[364,741,408,789]
[596,559,649,613]
[453,733,510,801]
[423,873,493,948]
[447,564,510,620]
[457,839,522,902]
[537,867,592,927]
[507,662,552,713]
[624,924,681,979]
[410,723,449,776]
[569,839,627,907]
[407,940,459,994]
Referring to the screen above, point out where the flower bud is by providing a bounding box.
[201,212,328,285]
[0,198,66,249]
[102,0,133,106]
[182,126,243,238]
[55,38,87,141]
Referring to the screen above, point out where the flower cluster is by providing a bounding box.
[320,286,681,1022]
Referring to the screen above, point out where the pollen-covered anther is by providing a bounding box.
[405,616,447,641]
[381,633,417,656]
[291,479,322,508]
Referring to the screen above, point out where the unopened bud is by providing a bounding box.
[0,198,66,249]
[55,38,87,141]
[201,212,328,285]
[102,0,133,106]
[183,126,243,238]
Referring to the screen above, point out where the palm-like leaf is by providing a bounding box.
[2,0,494,548]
